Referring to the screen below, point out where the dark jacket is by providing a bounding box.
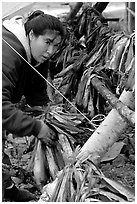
[2,25,49,137]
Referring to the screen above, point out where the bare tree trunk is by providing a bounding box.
[79,89,135,165]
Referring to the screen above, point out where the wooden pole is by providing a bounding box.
[93,2,109,14]
[126,2,135,34]
[91,76,135,126]
[128,2,135,34]
[66,2,83,21]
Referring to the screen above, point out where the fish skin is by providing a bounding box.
[33,140,48,190]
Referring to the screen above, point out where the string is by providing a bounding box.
[2,38,96,127]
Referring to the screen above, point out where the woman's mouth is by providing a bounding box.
[42,55,48,60]
[40,55,49,62]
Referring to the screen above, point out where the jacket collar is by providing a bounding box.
[3,16,31,63]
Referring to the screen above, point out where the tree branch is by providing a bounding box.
[91,76,135,126]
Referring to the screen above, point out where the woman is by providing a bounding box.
[2,10,65,201]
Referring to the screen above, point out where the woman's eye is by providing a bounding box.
[45,41,50,45]
[54,44,60,48]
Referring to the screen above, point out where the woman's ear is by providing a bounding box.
[29,30,34,41]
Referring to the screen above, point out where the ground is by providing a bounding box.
[101,126,135,193]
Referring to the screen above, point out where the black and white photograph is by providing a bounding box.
[2,1,135,202]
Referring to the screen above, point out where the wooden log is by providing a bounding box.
[79,89,135,164]
[91,76,135,126]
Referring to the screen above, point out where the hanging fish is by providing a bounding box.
[58,133,73,164]
[79,12,86,36]
[46,146,59,180]
[109,37,128,71]
[33,140,49,191]
[125,58,135,91]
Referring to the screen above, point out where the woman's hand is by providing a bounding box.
[37,121,57,147]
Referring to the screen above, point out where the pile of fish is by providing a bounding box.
[30,3,135,198]
[38,147,135,202]
[29,104,105,191]
[52,4,135,116]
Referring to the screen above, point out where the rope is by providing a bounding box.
[2,38,96,127]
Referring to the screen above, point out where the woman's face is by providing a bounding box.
[29,29,61,63]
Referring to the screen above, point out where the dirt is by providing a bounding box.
[101,126,135,193]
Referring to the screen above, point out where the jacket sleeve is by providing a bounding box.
[2,33,41,137]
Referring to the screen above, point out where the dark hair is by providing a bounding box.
[24,10,65,38]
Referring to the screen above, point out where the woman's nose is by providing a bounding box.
[47,45,54,55]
